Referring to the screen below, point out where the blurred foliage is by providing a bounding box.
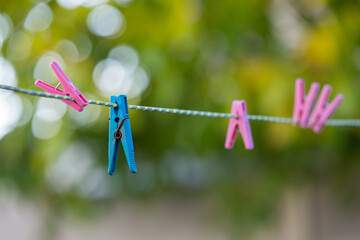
[1,0,360,237]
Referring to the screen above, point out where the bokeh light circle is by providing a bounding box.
[45,142,96,194]
[0,94,23,140]
[108,45,139,73]
[0,57,17,86]
[33,51,66,84]
[24,3,53,32]
[55,39,80,63]
[93,45,149,98]
[56,0,86,9]
[6,31,33,61]
[0,13,13,49]
[31,98,67,140]
[87,5,124,37]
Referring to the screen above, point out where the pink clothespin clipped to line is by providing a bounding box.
[309,84,344,133]
[35,61,89,112]
[293,79,320,128]
[293,78,344,133]
[225,100,254,150]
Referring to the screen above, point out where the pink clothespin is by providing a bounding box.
[293,78,320,128]
[308,85,344,133]
[225,100,254,150]
[35,61,88,112]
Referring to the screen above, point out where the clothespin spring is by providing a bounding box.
[55,82,61,90]
[114,116,129,140]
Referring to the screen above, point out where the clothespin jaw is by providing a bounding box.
[293,78,320,128]
[35,61,89,112]
[309,85,344,133]
[225,100,254,150]
[108,95,136,175]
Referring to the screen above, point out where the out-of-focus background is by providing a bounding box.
[1,0,360,239]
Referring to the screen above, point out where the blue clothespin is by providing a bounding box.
[108,95,136,175]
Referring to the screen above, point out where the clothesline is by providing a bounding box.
[1,84,360,127]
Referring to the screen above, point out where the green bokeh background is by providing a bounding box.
[1,0,360,237]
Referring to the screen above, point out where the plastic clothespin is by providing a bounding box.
[35,61,88,112]
[308,85,344,133]
[293,78,320,128]
[225,100,254,150]
[108,95,136,175]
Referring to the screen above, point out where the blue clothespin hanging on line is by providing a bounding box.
[108,95,137,175]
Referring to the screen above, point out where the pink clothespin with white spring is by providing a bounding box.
[308,85,344,133]
[293,78,320,128]
[225,100,254,150]
[35,61,89,112]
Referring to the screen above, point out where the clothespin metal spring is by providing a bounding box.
[114,116,129,140]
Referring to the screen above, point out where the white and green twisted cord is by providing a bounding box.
[1,84,360,127]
